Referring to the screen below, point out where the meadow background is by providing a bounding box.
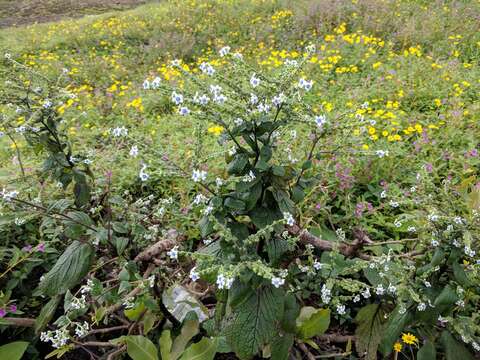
[1,0,480,359]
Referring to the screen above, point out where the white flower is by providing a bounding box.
[139,164,149,181]
[387,284,397,294]
[284,58,298,67]
[272,93,286,106]
[257,102,270,113]
[190,267,200,282]
[298,78,313,91]
[178,106,190,116]
[4,53,11,59]
[43,99,52,109]
[380,190,387,198]
[394,219,402,228]
[203,205,213,215]
[228,146,237,156]
[271,277,285,288]
[148,275,155,288]
[216,273,234,289]
[111,126,128,137]
[314,114,327,128]
[453,216,464,225]
[198,94,210,105]
[233,52,243,60]
[171,59,181,67]
[424,281,431,288]
[431,239,439,247]
[375,285,384,295]
[242,170,256,183]
[151,77,161,88]
[389,200,399,208]
[408,226,416,233]
[199,62,215,75]
[376,150,389,158]
[234,118,244,126]
[321,284,331,304]
[143,79,150,89]
[464,246,476,257]
[305,44,316,54]
[456,299,465,308]
[353,295,361,303]
[74,322,89,338]
[192,169,207,182]
[219,46,231,57]
[250,93,258,104]
[129,145,139,157]
[313,259,322,270]
[362,288,371,299]
[171,91,183,105]
[213,93,227,104]
[69,295,87,310]
[427,213,439,222]
[250,73,260,87]
[336,304,346,315]
[1,188,19,202]
[193,193,207,205]
[417,302,427,311]
[283,212,295,226]
[167,246,179,260]
[210,85,222,95]
[215,177,224,187]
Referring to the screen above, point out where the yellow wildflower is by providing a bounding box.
[401,333,418,345]
[207,125,223,136]
[393,342,402,352]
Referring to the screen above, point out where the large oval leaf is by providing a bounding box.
[179,337,217,360]
[0,341,29,360]
[38,241,94,296]
[125,335,159,360]
[296,307,330,340]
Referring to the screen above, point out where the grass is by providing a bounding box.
[0,0,479,207]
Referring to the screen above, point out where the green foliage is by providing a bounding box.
[125,335,159,360]
[36,241,94,296]
[295,307,331,340]
[354,304,386,360]
[225,285,285,359]
[0,341,29,360]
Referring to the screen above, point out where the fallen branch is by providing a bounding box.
[288,225,371,259]
[2,317,35,327]
[134,229,181,262]
[318,333,356,343]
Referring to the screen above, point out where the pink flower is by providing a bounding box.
[37,243,45,253]
[9,305,17,313]
[0,309,6,318]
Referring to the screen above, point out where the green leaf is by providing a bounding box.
[249,206,281,229]
[171,318,199,360]
[125,335,159,360]
[179,337,217,360]
[199,216,214,238]
[0,341,29,360]
[225,285,284,359]
[354,304,386,360]
[270,333,294,360]
[433,285,458,314]
[281,293,300,333]
[35,295,61,333]
[417,341,436,360]
[266,237,289,266]
[224,197,245,211]
[295,307,330,340]
[379,307,413,355]
[227,153,249,175]
[37,241,94,296]
[159,330,172,360]
[73,179,91,207]
[440,331,473,360]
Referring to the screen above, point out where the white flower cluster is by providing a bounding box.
[74,321,89,338]
[1,188,19,202]
[80,279,95,294]
[283,212,295,226]
[242,170,256,183]
[143,76,161,90]
[192,169,207,182]
[271,276,285,288]
[321,284,331,304]
[190,267,200,282]
[69,294,88,311]
[216,273,234,289]
[298,78,313,91]
[199,62,215,75]
[111,126,128,137]
[40,328,70,348]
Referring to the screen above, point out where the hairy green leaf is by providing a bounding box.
[296,307,330,340]
[355,304,386,360]
[0,341,29,360]
[125,335,159,360]
[179,337,217,360]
